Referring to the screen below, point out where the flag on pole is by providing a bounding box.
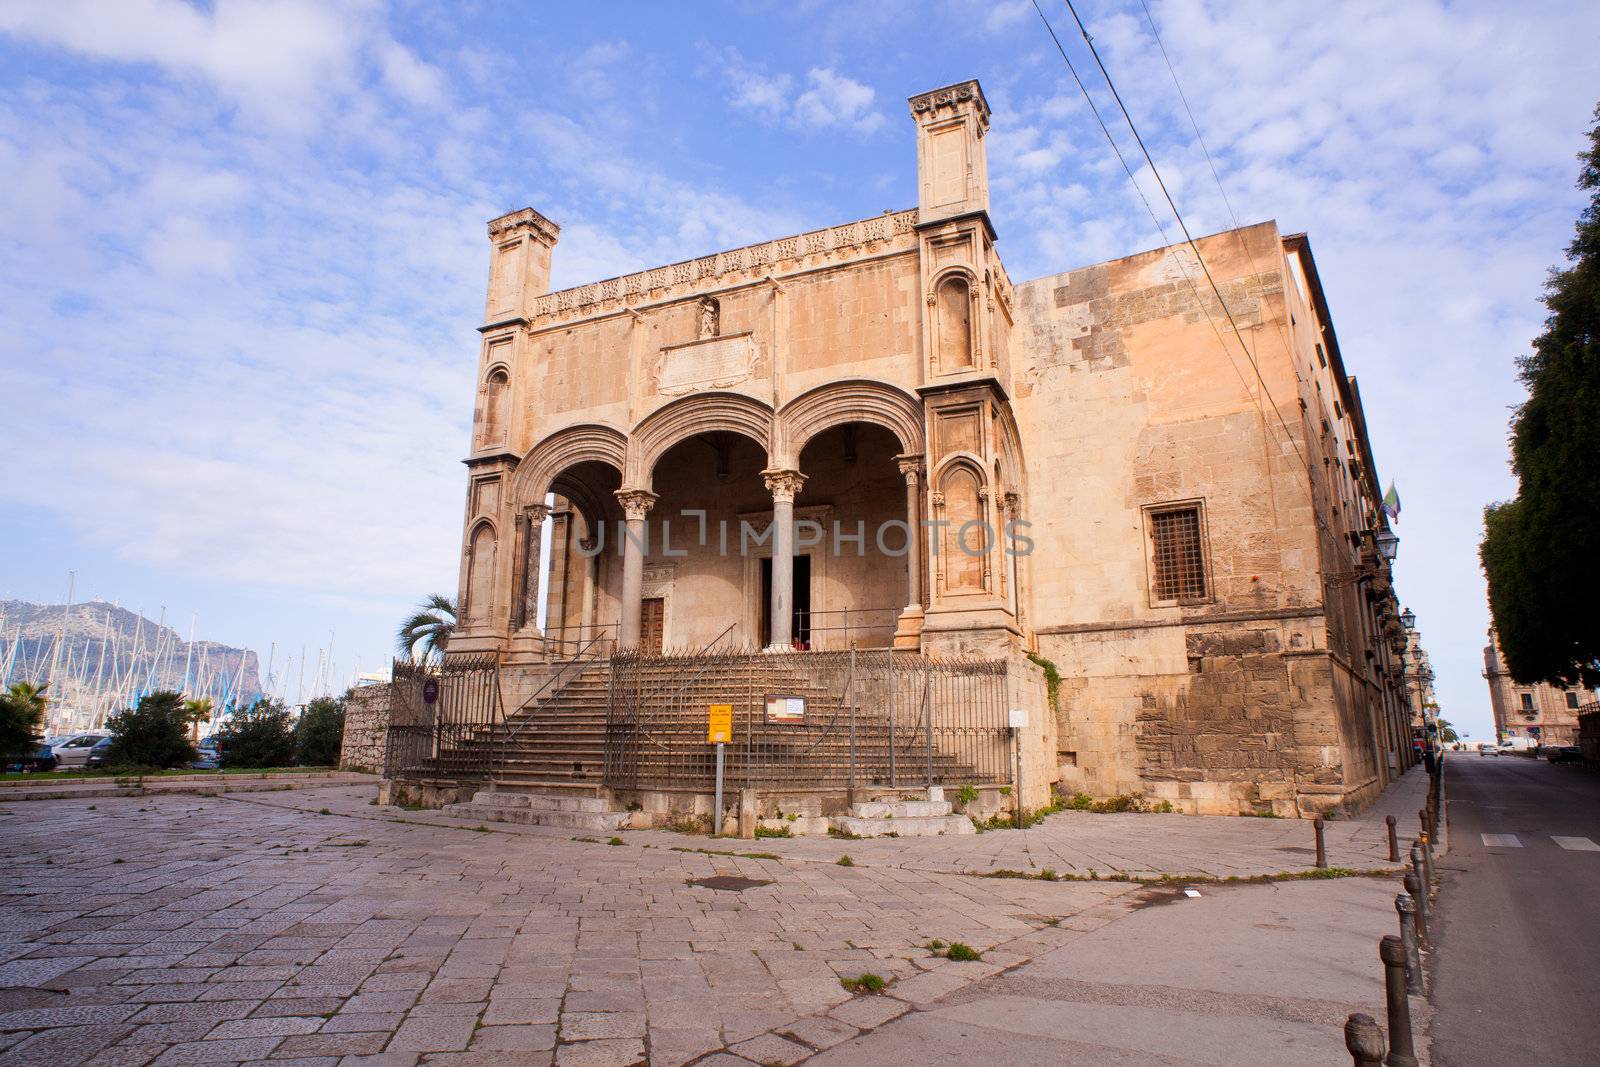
[1382,482,1401,523]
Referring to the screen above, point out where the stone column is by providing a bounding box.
[615,489,656,649]
[762,469,806,651]
[894,456,926,649]
[519,503,549,631]
[1004,490,1025,633]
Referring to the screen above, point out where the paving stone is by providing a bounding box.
[550,1039,647,1067]
[205,1016,323,1039]
[319,1013,402,1034]
[384,1015,475,1054]
[481,999,559,1026]
[827,995,909,1030]
[557,1011,646,1042]
[147,1036,283,1064]
[779,1015,858,1050]
[466,1024,555,1052]
[272,1033,388,1057]
[728,1033,812,1065]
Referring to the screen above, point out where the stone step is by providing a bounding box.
[466,790,614,813]
[440,802,631,832]
[831,814,976,837]
[848,799,952,818]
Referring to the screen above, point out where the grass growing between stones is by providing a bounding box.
[840,973,886,994]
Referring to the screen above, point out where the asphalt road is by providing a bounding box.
[1431,753,1600,1066]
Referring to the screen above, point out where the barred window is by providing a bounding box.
[1149,505,1207,602]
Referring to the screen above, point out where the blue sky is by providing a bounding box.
[1,0,1596,736]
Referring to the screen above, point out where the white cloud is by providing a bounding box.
[793,68,884,133]
[720,52,884,135]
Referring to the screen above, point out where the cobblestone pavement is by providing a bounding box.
[0,792,1141,1067]
[0,769,1432,1066]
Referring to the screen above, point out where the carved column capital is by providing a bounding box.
[614,488,658,521]
[895,454,926,484]
[1002,490,1021,517]
[761,468,807,503]
[525,502,551,523]
[929,490,945,510]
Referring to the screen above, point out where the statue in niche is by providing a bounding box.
[697,296,720,340]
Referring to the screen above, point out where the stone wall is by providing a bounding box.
[339,684,392,773]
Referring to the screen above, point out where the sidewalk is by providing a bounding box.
[230,764,1435,880]
[0,769,377,802]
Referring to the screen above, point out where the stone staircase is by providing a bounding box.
[400,655,993,801]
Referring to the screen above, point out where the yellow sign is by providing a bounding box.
[708,704,733,744]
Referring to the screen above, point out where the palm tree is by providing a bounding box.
[1,682,49,757]
[397,595,457,662]
[182,698,215,744]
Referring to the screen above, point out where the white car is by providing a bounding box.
[49,732,111,769]
[1479,744,1502,757]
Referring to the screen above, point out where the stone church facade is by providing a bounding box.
[445,80,1413,816]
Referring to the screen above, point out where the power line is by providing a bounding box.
[1049,0,1313,477]
[1026,0,1263,409]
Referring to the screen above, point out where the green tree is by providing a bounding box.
[397,594,456,662]
[1,682,49,758]
[294,696,345,767]
[105,691,196,770]
[216,698,297,769]
[1482,103,1600,688]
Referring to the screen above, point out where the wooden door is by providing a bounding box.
[641,597,665,654]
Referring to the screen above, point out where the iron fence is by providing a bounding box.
[384,655,502,782]
[604,647,1011,794]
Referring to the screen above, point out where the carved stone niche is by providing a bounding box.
[654,333,756,396]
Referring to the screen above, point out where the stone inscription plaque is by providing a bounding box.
[657,334,754,395]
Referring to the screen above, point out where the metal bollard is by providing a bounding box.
[1386,814,1399,862]
[1404,870,1429,948]
[1380,935,1419,1067]
[1419,831,1436,893]
[1314,815,1328,868]
[1418,806,1431,840]
[1345,1012,1387,1067]
[1395,893,1422,993]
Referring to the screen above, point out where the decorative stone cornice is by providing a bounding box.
[532,209,918,323]
[761,468,807,503]
[908,80,990,127]
[488,207,561,245]
[615,488,658,521]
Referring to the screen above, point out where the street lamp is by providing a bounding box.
[1400,607,1416,630]
[1375,528,1400,563]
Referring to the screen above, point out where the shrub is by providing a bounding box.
[294,697,345,766]
[754,825,792,838]
[955,784,979,809]
[836,855,854,866]
[1,683,47,759]
[1068,792,1094,810]
[105,691,196,770]
[217,698,295,769]
[945,942,981,962]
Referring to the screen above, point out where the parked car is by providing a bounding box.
[1479,744,1502,757]
[49,732,111,769]
[4,743,57,773]
[190,739,220,771]
[1546,745,1583,764]
[83,736,116,769]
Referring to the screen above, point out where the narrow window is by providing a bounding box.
[1149,505,1207,602]
[1520,692,1535,711]
[1315,343,1327,369]
[1566,691,1579,709]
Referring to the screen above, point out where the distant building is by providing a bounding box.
[1484,627,1594,746]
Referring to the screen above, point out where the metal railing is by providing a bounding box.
[793,607,899,650]
[604,647,1011,793]
[384,655,502,783]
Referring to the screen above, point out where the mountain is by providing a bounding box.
[0,599,261,726]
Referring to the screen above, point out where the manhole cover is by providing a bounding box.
[687,875,772,892]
